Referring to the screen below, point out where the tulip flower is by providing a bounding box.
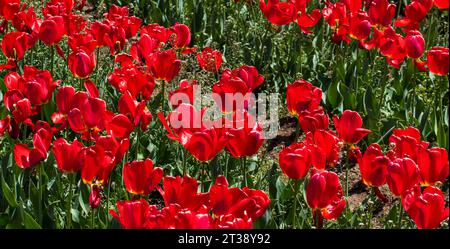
[348,11,372,41]
[147,49,181,82]
[158,175,209,211]
[305,129,341,170]
[225,111,264,158]
[52,137,84,173]
[1,31,33,69]
[104,4,141,39]
[43,0,74,16]
[388,126,429,162]
[140,23,173,44]
[434,0,449,9]
[145,204,211,229]
[306,171,346,228]
[213,213,253,229]
[14,121,54,169]
[358,143,390,188]
[279,141,311,180]
[394,0,433,29]
[108,62,156,100]
[68,49,97,79]
[39,15,65,45]
[196,47,223,72]
[286,80,322,116]
[426,46,449,76]
[367,0,396,28]
[417,147,449,186]
[259,0,296,26]
[171,23,191,49]
[209,175,270,219]
[169,79,198,109]
[402,186,449,229]
[130,34,160,63]
[298,108,329,133]
[0,0,21,21]
[386,158,421,197]
[3,91,33,124]
[118,91,153,131]
[123,159,164,196]
[110,199,150,229]
[404,30,425,59]
[89,184,101,209]
[333,110,371,145]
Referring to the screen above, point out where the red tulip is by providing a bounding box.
[259,0,296,26]
[43,0,74,16]
[196,47,223,72]
[89,184,101,209]
[169,79,198,109]
[3,92,32,124]
[140,23,173,44]
[357,143,390,188]
[39,15,65,45]
[386,158,421,197]
[333,110,371,145]
[118,91,153,131]
[306,171,346,226]
[402,186,449,229]
[68,49,97,78]
[171,23,191,49]
[295,8,322,34]
[123,159,164,195]
[225,111,264,158]
[89,21,126,55]
[68,33,97,54]
[348,11,372,41]
[209,175,270,219]
[427,46,449,76]
[158,175,209,211]
[145,204,211,229]
[0,0,21,21]
[0,116,10,136]
[108,62,155,100]
[404,30,425,59]
[286,80,322,116]
[434,0,449,9]
[1,31,33,61]
[147,49,181,82]
[130,34,160,63]
[394,0,433,29]
[298,108,329,133]
[158,104,228,162]
[68,96,106,135]
[213,213,253,229]
[279,142,311,180]
[53,137,84,173]
[11,6,40,35]
[305,129,341,170]
[367,0,396,28]
[14,121,54,169]
[388,126,429,162]
[110,199,150,229]
[417,147,449,186]
[104,4,141,39]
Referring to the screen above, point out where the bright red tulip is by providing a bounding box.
[348,11,372,40]
[427,46,449,76]
[52,137,84,173]
[68,49,97,78]
[147,49,181,82]
[39,15,65,45]
[388,126,429,162]
[404,30,425,59]
[1,31,33,61]
[3,91,32,124]
[213,213,253,229]
[118,91,153,131]
[386,158,421,197]
[357,143,390,187]
[110,199,150,229]
[130,34,160,63]
[434,0,449,9]
[225,111,264,158]
[171,23,191,49]
[0,0,21,21]
[306,170,346,226]
[140,23,173,44]
[42,0,74,16]
[123,159,164,196]
[298,108,329,133]
[169,79,198,109]
[333,110,371,144]
[145,204,211,229]
[417,147,449,186]
[279,141,311,180]
[305,129,341,170]
[286,80,322,116]
[158,175,209,211]
[367,0,396,28]
[259,0,296,26]
[209,175,270,219]
[402,186,449,229]
[196,47,223,72]
[104,4,141,39]
[394,0,433,29]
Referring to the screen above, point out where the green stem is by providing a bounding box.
[38,163,44,225]
[67,173,75,229]
[345,150,350,197]
[105,178,111,228]
[50,45,55,77]
[397,201,403,229]
[182,147,187,176]
[292,180,299,228]
[242,157,247,187]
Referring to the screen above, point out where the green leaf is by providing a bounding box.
[22,210,41,229]
[1,172,18,208]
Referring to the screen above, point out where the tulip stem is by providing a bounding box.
[182,147,187,176]
[242,157,248,187]
[50,45,55,77]
[292,180,299,228]
[38,163,44,225]
[345,150,349,197]
[397,201,403,229]
[67,173,75,229]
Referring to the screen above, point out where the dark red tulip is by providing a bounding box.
[11,6,40,35]
[305,129,341,170]
[107,114,134,139]
[158,175,209,211]
[386,158,421,197]
[209,175,270,219]
[39,15,65,45]
[68,49,97,79]
[259,0,296,26]
[3,92,32,124]
[298,108,329,133]
[110,199,150,229]
[427,46,449,76]
[0,116,10,136]
[417,147,449,186]
[123,159,164,196]
[279,142,311,180]
[53,137,84,173]
[306,171,346,225]
[357,143,389,187]
[147,49,181,82]
[225,111,264,158]
[404,30,425,59]
[333,110,371,144]
[89,184,101,209]
[286,80,322,116]
[402,186,449,229]
[196,47,223,72]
